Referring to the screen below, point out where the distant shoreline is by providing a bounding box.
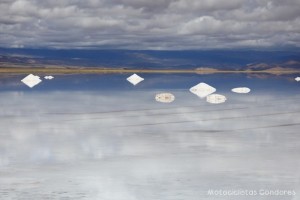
[0,65,300,75]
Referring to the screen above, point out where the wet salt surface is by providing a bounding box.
[0,73,300,200]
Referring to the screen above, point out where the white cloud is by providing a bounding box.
[0,0,300,49]
[169,0,244,12]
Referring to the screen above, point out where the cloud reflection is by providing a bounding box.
[0,90,299,199]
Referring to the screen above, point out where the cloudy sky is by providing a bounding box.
[0,0,300,49]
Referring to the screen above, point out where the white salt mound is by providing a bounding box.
[127,74,144,85]
[155,93,175,103]
[189,82,216,98]
[231,87,251,94]
[21,74,42,88]
[206,94,227,104]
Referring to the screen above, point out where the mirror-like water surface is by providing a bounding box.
[0,74,299,200]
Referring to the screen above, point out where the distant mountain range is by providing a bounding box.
[0,49,300,90]
[0,48,300,73]
[0,48,300,78]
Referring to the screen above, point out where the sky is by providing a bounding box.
[0,0,300,50]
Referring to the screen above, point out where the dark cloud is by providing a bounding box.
[0,0,299,49]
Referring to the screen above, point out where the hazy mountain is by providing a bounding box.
[1,48,300,70]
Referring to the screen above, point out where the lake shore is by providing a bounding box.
[0,66,300,75]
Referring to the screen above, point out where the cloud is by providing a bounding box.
[0,0,300,49]
[169,0,244,12]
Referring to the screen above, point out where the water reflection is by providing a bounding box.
[0,74,300,200]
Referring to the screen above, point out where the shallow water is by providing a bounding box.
[0,73,300,200]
